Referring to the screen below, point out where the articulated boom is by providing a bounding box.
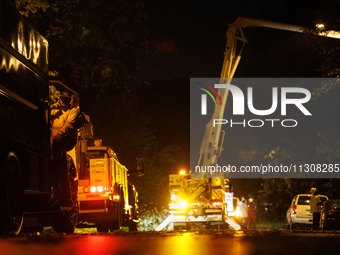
[198,17,340,175]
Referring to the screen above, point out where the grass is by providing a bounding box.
[255,219,283,230]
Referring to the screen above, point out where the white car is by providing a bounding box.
[286,194,328,229]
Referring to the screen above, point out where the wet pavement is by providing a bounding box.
[1,229,340,255]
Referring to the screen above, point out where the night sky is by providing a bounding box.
[144,0,320,80]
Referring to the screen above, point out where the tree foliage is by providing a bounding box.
[12,0,175,207]
[14,0,153,93]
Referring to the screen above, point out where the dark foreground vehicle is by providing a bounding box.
[0,1,77,234]
[320,199,340,230]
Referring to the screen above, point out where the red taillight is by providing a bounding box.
[212,201,223,208]
[83,186,90,193]
[190,202,202,207]
[90,186,96,193]
[328,209,338,214]
[293,205,297,214]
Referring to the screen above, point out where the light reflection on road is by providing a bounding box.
[0,233,251,255]
[1,231,339,255]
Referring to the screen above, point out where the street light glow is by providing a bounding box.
[315,23,340,39]
[316,23,325,29]
[318,30,340,39]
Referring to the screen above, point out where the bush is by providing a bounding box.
[139,205,169,231]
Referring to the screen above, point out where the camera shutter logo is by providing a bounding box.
[197,82,222,115]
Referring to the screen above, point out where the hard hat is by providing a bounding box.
[249,198,254,202]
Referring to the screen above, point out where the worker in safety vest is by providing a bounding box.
[248,198,257,229]
[309,187,320,230]
[239,199,248,229]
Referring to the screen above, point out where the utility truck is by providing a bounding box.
[68,136,144,232]
[167,171,237,230]
[155,171,240,231]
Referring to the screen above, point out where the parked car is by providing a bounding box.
[286,194,328,229]
[319,199,340,230]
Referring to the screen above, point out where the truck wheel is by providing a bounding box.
[110,188,125,231]
[52,207,78,234]
[109,205,121,231]
[127,221,139,231]
[96,223,109,233]
[0,152,24,235]
[126,190,139,231]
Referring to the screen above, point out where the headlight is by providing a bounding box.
[178,200,188,209]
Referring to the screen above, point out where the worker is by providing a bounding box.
[51,92,79,149]
[309,187,321,230]
[50,91,79,206]
[241,196,247,205]
[239,199,248,230]
[70,94,90,126]
[248,198,257,229]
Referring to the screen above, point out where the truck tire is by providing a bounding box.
[52,208,78,234]
[125,183,139,231]
[52,153,78,234]
[96,204,119,233]
[110,190,124,231]
[108,204,121,231]
[126,208,139,231]
[127,221,139,231]
[96,222,109,233]
[0,152,24,235]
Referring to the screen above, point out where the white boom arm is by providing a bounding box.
[197,17,340,176]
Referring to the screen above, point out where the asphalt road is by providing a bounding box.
[1,230,339,255]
